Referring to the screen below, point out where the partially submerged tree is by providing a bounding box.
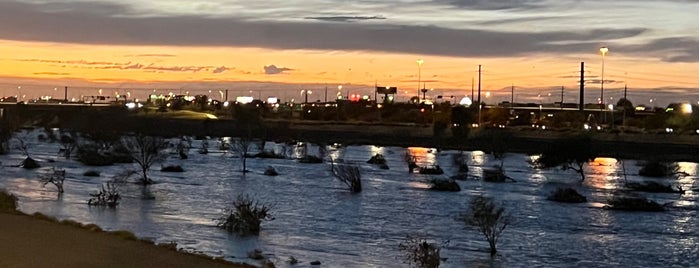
[88,182,121,207]
[533,134,596,181]
[464,196,511,256]
[121,134,167,185]
[39,167,66,193]
[398,235,447,268]
[216,195,273,235]
[58,130,78,159]
[231,136,253,173]
[330,159,362,193]
[13,132,39,169]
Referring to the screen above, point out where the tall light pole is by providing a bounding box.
[416,59,423,102]
[599,46,608,110]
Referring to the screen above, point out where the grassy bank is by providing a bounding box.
[0,189,253,268]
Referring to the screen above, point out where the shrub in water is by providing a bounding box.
[216,195,272,235]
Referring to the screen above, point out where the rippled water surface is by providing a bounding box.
[1,132,698,267]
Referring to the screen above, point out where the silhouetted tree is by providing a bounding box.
[534,134,596,181]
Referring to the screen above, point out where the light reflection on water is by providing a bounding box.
[1,134,698,267]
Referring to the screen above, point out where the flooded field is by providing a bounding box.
[1,131,697,267]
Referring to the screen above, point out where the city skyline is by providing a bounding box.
[0,0,697,106]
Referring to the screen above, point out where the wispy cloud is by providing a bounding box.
[264,65,292,75]
[304,15,386,22]
[213,66,229,74]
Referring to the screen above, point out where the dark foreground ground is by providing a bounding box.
[0,212,252,268]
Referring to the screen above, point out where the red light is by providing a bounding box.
[420,108,425,113]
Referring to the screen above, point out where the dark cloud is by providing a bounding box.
[126,54,177,57]
[33,72,70,76]
[17,59,130,66]
[441,0,544,10]
[304,15,386,22]
[264,65,292,75]
[623,37,699,63]
[17,57,215,72]
[0,1,687,61]
[213,66,229,74]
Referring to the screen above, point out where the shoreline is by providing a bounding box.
[0,206,253,268]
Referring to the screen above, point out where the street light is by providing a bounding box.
[416,59,424,102]
[599,46,609,110]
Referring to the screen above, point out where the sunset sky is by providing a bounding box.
[0,0,697,106]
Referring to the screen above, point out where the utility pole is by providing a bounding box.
[325,84,328,103]
[510,84,514,110]
[64,86,68,102]
[560,86,564,110]
[471,77,474,101]
[579,62,585,112]
[478,65,482,127]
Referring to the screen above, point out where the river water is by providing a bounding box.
[1,131,697,267]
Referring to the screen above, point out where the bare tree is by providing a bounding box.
[39,167,66,193]
[464,196,511,256]
[121,134,167,185]
[58,130,79,159]
[231,136,253,173]
[330,159,362,193]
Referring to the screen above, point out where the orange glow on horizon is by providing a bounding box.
[0,39,697,101]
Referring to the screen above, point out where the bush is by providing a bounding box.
[88,183,121,207]
[548,187,587,203]
[83,170,101,177]
[419,165,444,175]
[430,177,461,192]
[0,189,18,213]
[216,195,272,235]
[638,161,679,178]
[464,196,511,256]
[160,165,185,172]
[398,235,445,268]
[605,196,666,212]
[331,161,362,193]
[482,167,514,182]
[367,153,387,165]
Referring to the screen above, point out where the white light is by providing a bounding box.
[267,97,279,104]
[125,102,137,109]
[236,96,254,104]
[681,103,693,114]
[223,101,229,107]
[459,97,472,106]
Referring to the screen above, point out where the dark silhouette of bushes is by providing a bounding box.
[216,195,272,235]
[88,183,121,207]
[605,196,666,212]
[331,161,362,193]
[430,177,461,192]
[161,165,184,172]
[534,134,596,181]
[626,181,683,193]
[398,235,445,268]
[638,160,679,177]
[548,187,587,203]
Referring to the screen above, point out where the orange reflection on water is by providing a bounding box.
[585,157,621,190]
[407,147,437,166]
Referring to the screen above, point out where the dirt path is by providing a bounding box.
[0,213,251,268]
